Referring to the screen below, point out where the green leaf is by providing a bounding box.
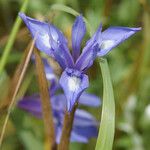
[50,4,93,36]
[19,131,43,150]
[0,0,29,75]
[95,58,115,150]
[51,3,79,17]
[0,71,10,100]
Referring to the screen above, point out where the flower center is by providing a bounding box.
[68,76,81,92]
[100,40,114,50]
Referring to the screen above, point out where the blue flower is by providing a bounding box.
[19,12,141,111]
[44,58,101,107]
[17,60,101,143]
[18,95,100,143]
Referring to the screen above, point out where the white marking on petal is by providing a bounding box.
[28,22,51,48]
[100,40,115,50]
[52,32,58,42]
[50,28,59,42]
[41,34,51,48]
[68,76,81,92]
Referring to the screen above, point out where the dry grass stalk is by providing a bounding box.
[0,39,35,148]
[34,48,56,150]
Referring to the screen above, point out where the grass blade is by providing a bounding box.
[95,58,115,150]
[50,4,93,36]
[51,3,79,16]
[0,0,29,74]
[0,41,33,111]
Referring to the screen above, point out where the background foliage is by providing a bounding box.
[0,0,149,150]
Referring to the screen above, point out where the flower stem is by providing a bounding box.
[0,0,29,75]
[34,48,56,150]
[58,103,78,150]
[95,58,115,150]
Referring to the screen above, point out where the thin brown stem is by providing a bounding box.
[34,48,56,150]
[0,39,35,148]
[58,103,78,150]
[0,41,33,112]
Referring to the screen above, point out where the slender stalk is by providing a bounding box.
[16,67,34,100]
[0,41,33,112]
[58,103,78,150]
[0,39,35,148]
[95,58,115,150]
[0,0,29,75]
[34,48,56,150]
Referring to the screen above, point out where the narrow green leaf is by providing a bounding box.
[95,58,115,150]
[0,0,29,75]
[19,131,43,150]
[51,3,79,17]
[0,71,10,101]
[50,3,93,36]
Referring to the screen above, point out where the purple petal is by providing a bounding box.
[98,26,141,56]
[54,93,101,108]
[17,95,42,118]
[51,95,66,111]
[19,12,53,56]
[48,26,74,69]
[19,13,68,52]
[59,68,89,112]
[74,109,98,127]
[43,59,57,81]
[72,109,98,139]
[56,127,62,144]
[47,23,74,69]
[72,15,86,61]
[75,44,98,72]
[73,125,98,139]
[49,83,61,97]
[74,24,103,71]
[19,13,74,69]
[51,43,74,70]
[18,94,65,118]
[42,58,60,96]
[56,127,88,143]
[78,92,101,107]
[49,24,68,46]
[85,23,102,50]
[70,131,88,143]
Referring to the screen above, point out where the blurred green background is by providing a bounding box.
[0,0,150,150]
